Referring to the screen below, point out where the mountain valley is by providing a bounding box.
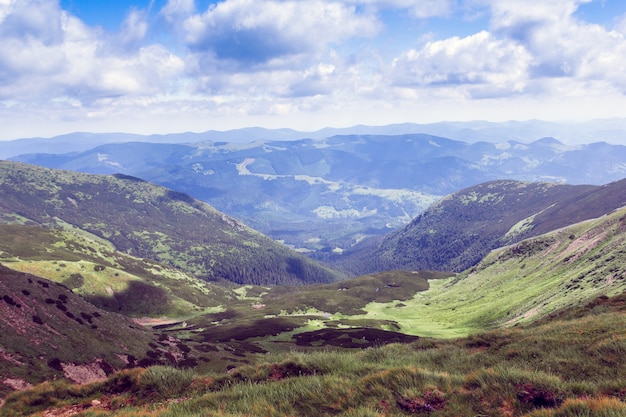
[0,127,625,416]
[11,132,626,253]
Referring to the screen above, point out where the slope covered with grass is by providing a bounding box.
[347,205,626,337]
[3,292,626,417]
[0,265,200,399]
[337,178,626,276]
[0,224,237,317]
[0,161,344,285]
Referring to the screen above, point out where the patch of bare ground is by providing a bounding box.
[505,306,542,326]
[2,378,31,391]
[61,362,107,384]
[41,398,112,417]
[133,317,179,326]
[559,224,610,264]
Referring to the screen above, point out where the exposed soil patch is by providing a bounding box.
[133,317,180,326]
[62,362,107,384]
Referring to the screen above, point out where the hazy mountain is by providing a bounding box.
[11,134,626,255]
[333,178,626,275]
[3,118,626,160]
[0,161,343,285]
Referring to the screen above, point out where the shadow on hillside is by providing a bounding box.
[85,280,170,316]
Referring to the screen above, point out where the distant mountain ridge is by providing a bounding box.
[333,178,626,275]
[0,161,343,285]
[3,118,626,159]
[11,133,626,255]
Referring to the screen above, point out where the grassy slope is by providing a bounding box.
[350,205,626,337]
[0,265,176,398]
[0,224,235,317]
[2,205,621,390]
[0,160,344,286]
[3,292,626,417]
[336,178,626,276]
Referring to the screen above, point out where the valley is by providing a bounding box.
[0,128,625,416]
[10,133,625,253]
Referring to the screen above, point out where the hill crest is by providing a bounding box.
[333,178,626,275]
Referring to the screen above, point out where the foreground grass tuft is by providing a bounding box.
[138,366,196,400]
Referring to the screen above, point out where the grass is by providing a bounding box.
[342,208,626,338]
[2,192,626,415]
[0,225,236,317]
[4,292,626,416]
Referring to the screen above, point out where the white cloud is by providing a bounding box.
[390,31,531,98]
[483,0,626,94]
[0,0,184,104]
[180,0,380,67]
[119,8,149,46]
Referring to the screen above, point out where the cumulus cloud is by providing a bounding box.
[0,0,184,104]
[0,0,64,43]
[390,31,531,98]
[385,0,626,100]
[180,0,380,67]
[484,0,626,92]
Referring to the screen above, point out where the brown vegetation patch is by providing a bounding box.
[396,389,447,413]
[293,327,419,348]
[516,383,564,408]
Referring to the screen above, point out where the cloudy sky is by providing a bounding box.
[1,0,626,139]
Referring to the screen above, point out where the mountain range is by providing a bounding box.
[10,133,626,254]
[3,118,626,160]
[0,166,625,414]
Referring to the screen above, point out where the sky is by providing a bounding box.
[1,0,626,139]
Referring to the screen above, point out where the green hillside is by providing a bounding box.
[3,291,626,416]
[0,224,235,317]
[0,265,198,399]
[0,161,344,286]
[345,205,626,337]
[336,178,626,275]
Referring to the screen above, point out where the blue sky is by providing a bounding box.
[1,0,626,139]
